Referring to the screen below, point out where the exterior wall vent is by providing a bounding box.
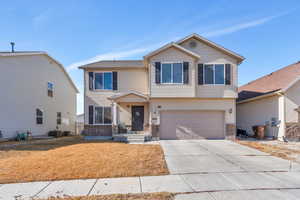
[189,41,197,48]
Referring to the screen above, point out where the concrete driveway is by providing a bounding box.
[160,140,300,174]
[161,140,300,199]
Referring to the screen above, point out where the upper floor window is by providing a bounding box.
[48,82,54,97]
[94,72,112,90]
[36,108,43,124]
[94,106,112,124]
[161,63,183,84]
[204,64,225,85]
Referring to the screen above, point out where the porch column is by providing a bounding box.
[112,102,117,126]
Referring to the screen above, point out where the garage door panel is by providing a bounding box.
[160,111,224,140]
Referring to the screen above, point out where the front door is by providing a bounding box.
[132,106,144,131]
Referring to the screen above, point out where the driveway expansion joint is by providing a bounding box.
[178,174,196,192]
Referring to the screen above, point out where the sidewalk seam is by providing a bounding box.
[138,176,143,193]
[87,179,98,196]
[32,181,52,198]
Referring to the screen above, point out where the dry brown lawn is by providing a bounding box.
[237,140,300,162]
[0,137,168,184]
[41,192,174,200]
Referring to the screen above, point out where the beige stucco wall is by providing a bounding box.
[236,96,280,137]
[149,98,235,126]
[180,39,238,98]
[149,47,197,97]
[285,79,300,123]
[0,55,77,138]
[84,68,148,124]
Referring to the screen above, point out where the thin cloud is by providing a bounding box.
[66,39,178,71]
[67,47,149,71]
[202,13,288,37]
[67,11,291,71]
[33,9,51,27]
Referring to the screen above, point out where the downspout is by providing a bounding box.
[277,92,286,141]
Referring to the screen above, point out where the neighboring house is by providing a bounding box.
[76,114,84,134]
[0,51,78,139]
[237,61,300,140]
[79,33,244,140]
[77,114,84,124]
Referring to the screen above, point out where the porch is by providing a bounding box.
[108,91,151,142]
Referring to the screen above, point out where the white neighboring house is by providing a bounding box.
[237,61,300,141]
[0,51,79,139]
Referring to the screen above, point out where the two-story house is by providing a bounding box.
[0,51,78,139]
[79,33,244,140]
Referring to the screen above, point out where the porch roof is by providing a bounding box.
[108,91,149,102]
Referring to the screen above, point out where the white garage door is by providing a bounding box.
[160,110,225,140]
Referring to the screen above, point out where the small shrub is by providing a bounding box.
[48,130,63,137]
[63,131,71,136]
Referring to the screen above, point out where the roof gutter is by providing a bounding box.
[237,90,282,104]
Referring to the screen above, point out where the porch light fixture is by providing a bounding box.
[157,105,162,109]
[228,108,233,114]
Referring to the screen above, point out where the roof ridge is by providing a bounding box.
[94,59,143,62]
[175,33,244,62]
[0,51,45,53]
[241,61,300,88]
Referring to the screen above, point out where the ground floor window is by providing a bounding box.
[36,109,43,124]
[95,106,112,124]
[57,112,62,125]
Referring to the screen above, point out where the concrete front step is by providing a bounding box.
[127,139,145,143]
[113,134,149,143]
[127,135,146,139]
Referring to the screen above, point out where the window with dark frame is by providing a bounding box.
[48,82,54,97]
[36,109,43,124]
[94,72,113,90]
[94,106,112,124]
[57,112,62,125]
[204,64,225,85]
[161,63,183,84]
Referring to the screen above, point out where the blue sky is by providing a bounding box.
[1,0,300,114]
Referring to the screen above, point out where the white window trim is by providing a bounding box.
[94,106,112,125]
[47,82,54,97]
[160,62,184,84]
[203,64,225,85]
[93,71,113,91]
[48,82,54,90]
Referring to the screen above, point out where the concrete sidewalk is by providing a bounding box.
[1,171,300,200]
[175,189,300,200]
